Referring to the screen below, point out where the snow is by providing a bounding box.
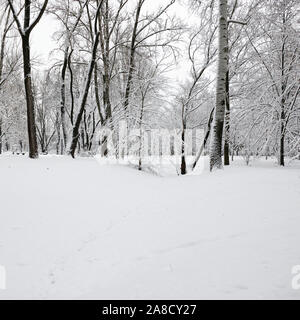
[0,154,300,299]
